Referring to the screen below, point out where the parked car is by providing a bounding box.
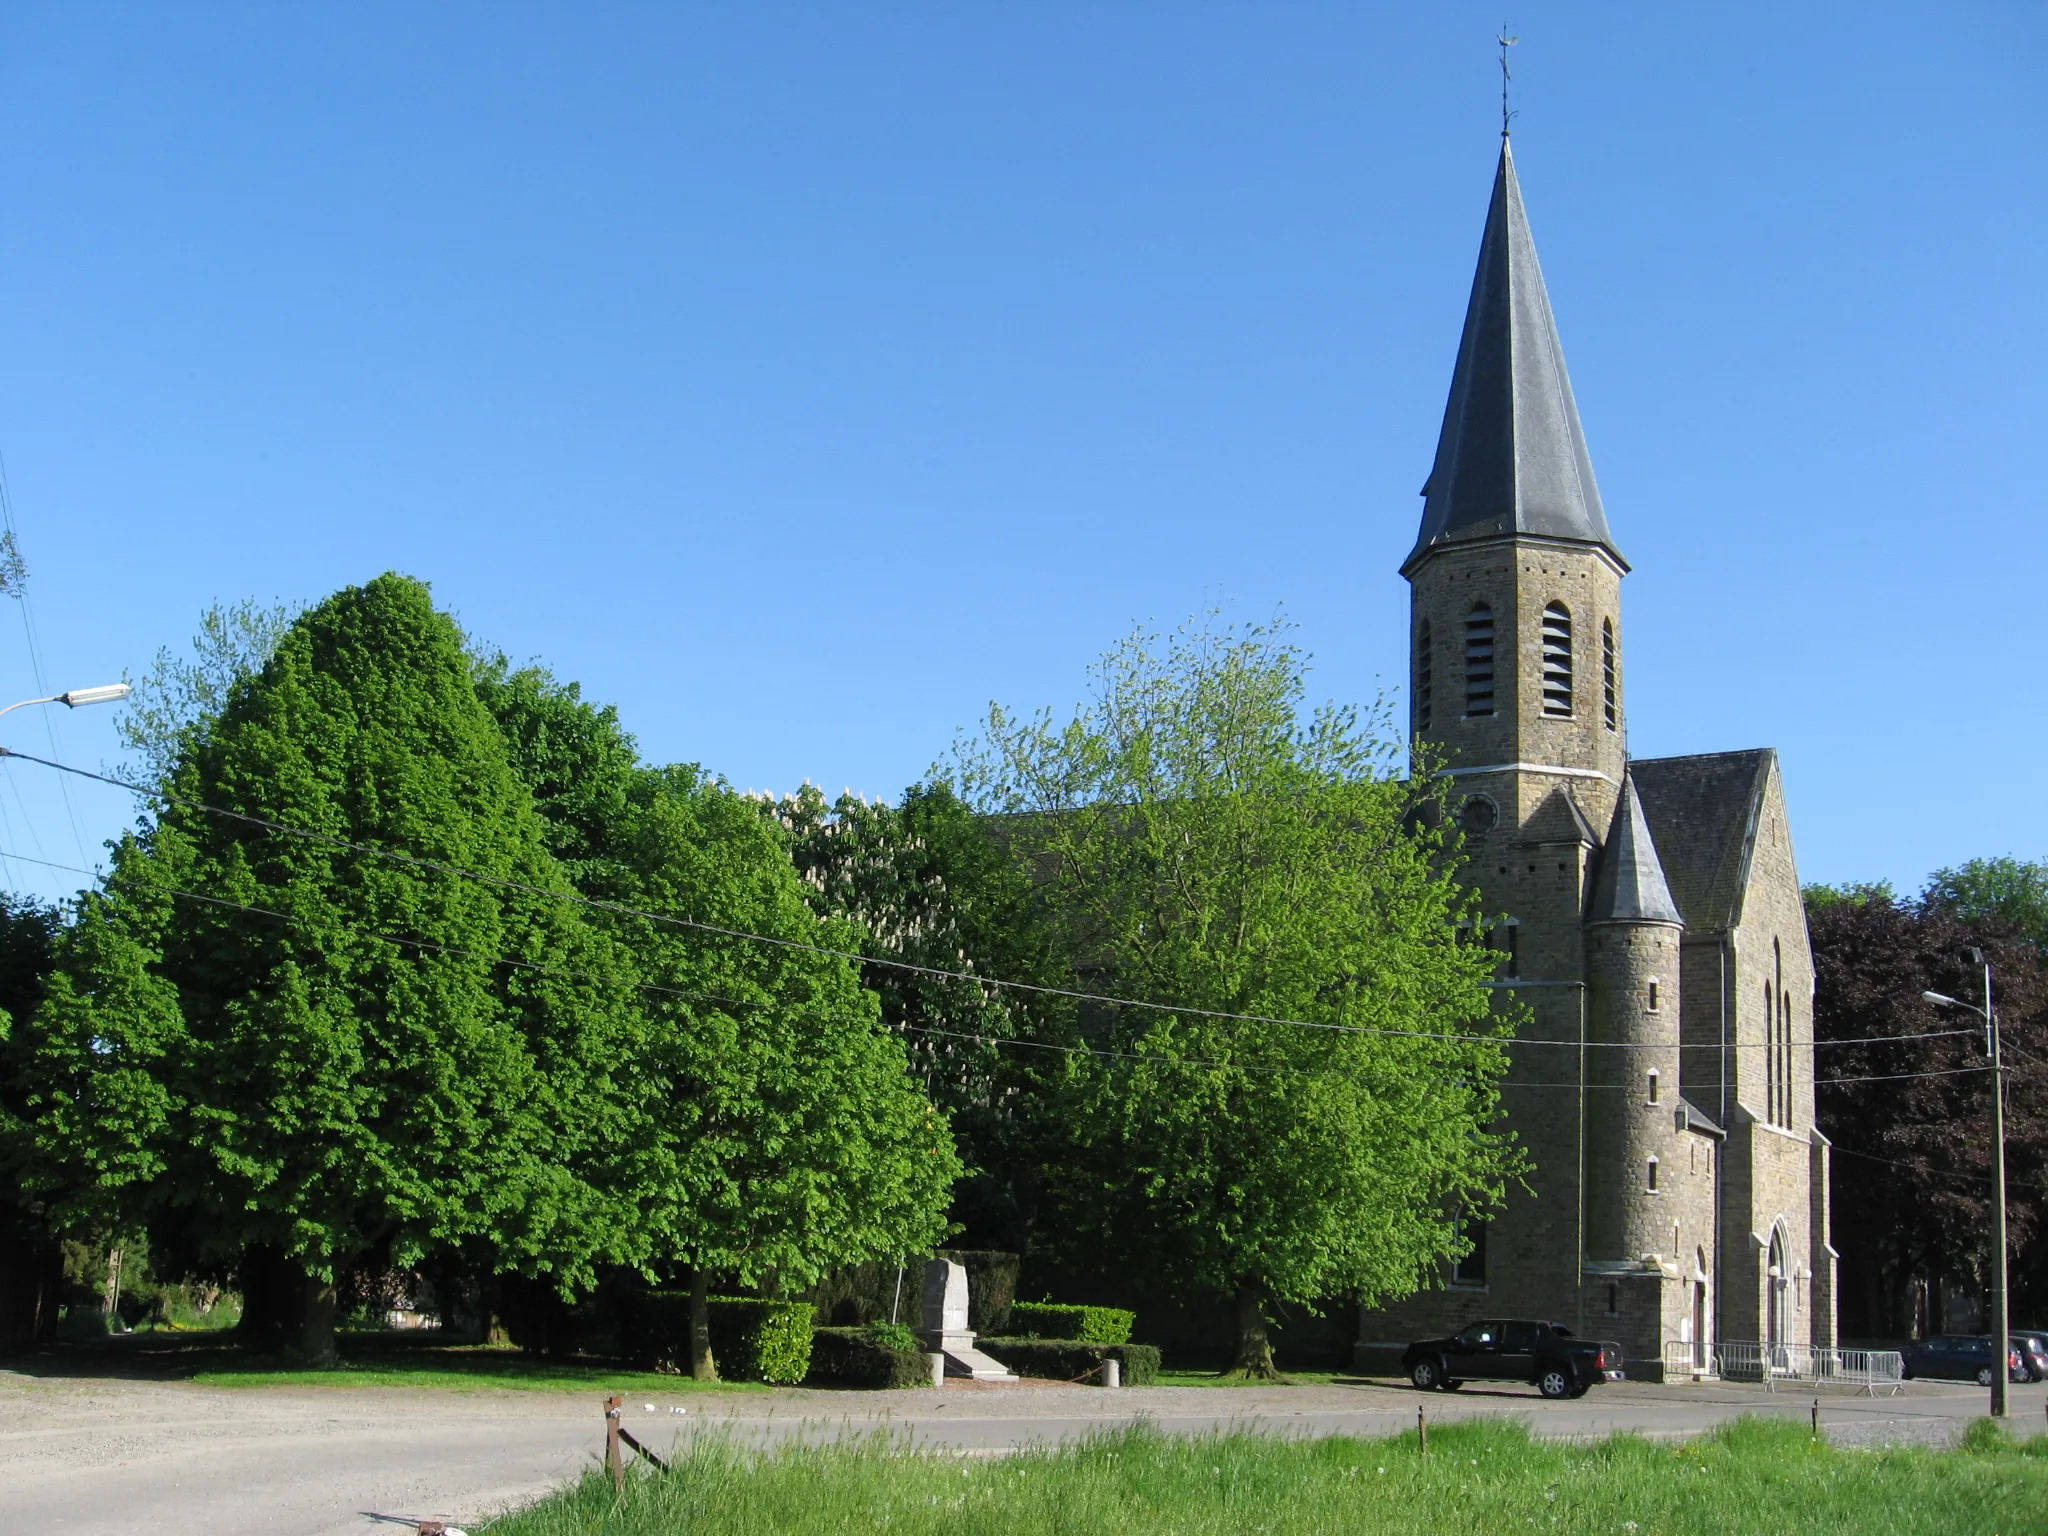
[1900,1335,2024,1385]
[1403,1319,1624,1400]
[2008,1332,2048,1383]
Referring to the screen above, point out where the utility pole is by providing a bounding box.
[1924,950,2010,1417]
[1980,948,2009,1420]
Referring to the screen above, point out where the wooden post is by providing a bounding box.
[605,1394,624,1496]
[1810,1399,1819,1438]
[1417,1404,1428,1455]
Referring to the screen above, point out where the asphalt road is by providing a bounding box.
[2,1368,2037,1535]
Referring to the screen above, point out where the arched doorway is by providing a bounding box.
[1766,1227,1788,1367]
[1693,1247,1709,1370]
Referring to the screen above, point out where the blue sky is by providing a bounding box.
[0,2,2039,905]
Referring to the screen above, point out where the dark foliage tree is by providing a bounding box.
[1807,887,2048,1334]
[0,897,65,1348]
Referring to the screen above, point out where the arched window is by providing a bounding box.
[1540,603,1573,716]
[1647,1067,1660,1105]
[1463,605,1495,717]
[1416,619,1433,733]
[1764,979,1776,1125]
[1602,618,1618,731]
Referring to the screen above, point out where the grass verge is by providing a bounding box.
[491,1415,2048,1535]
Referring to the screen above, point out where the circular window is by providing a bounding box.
[1458,794,1499,836]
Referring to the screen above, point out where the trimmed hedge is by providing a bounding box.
[807,1251,1022,1332]
[1006,1303,1135,1345]
[808,1325,931,1388]
[978,1338,1161,1386]
[621,1293,814,1383]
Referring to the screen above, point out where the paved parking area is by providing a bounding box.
[2,1367,2039,1536]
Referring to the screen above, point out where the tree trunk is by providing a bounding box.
[689,1268,718,1382]
[1226,1277,1281,1379]
[299,1270,339,1366]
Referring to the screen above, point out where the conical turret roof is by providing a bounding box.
[1589,770,1683,926]
[1404,141,1621,575]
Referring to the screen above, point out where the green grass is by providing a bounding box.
[490,1415,2048,1536]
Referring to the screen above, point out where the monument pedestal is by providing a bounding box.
[919,1327,1018,1381]
[919,1260,1017,1382]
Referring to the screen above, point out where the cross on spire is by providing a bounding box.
[1498,28,1518,139]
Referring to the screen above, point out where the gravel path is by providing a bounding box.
[1,1367,2032,1535]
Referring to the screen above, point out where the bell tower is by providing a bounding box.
[1404,140,1627,840]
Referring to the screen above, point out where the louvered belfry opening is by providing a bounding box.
[1540,602,1573,716]
[1463,605,1495,717]
[1602,617,1618,730]
[1416,619,1434,732]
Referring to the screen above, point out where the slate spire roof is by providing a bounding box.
[1405,140,1622,575]
[1589,769,1683,926]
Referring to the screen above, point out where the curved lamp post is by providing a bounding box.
[0,683,132,720]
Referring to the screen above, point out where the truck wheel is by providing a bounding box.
[1538,1368,1574,1399]
[1410,1357,1442,1391]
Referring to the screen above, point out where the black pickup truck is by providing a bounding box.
[1402,1319,1624,1399]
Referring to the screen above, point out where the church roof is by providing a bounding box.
[1589,770,1683,926]
[1404,140,1622,576]
[1629,750,1775,934]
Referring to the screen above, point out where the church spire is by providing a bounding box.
[1404,141,1621,575]
[1589,770,1682,926]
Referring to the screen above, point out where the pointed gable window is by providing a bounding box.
[1541,603,1573,716]
[1416,620,1434,733]
[1602,618,1618,731]
[1463,604,1495,717]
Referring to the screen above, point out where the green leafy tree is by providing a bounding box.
[773,781,1071,1251]
[117,598,300,785]
[474,664,961,1377]
[949,613,1520,1376]
[13,575,637,1361]
[1923,857,2048,957]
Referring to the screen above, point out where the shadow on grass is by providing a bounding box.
[0,1330,763,1392]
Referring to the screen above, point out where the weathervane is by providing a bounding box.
[1498,27,1519,139]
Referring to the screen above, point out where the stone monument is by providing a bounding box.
[918,1259,1016,1381]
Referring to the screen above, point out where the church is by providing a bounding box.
[1354,141,1833,1378]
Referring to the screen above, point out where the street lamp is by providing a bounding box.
[0,683,132,721]
[1924,950,2010,1417]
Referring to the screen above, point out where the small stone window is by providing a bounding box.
[1464,605,1495,717]
[1606,1283,1619,1316]
[1646,1157,1659,1192]
[1647,978,1661,1013]
[1647,1068,1660,1105]
[1602,618,1618,731]
[1540,602,1573,716]
[1416,619,1433,733]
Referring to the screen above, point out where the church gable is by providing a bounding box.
[1629,750,1773,936]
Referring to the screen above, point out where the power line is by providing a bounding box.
[0,747,1995,1060]
[8,844,1997,1095]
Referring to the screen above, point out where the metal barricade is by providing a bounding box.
[1660,1341,1902,1395]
